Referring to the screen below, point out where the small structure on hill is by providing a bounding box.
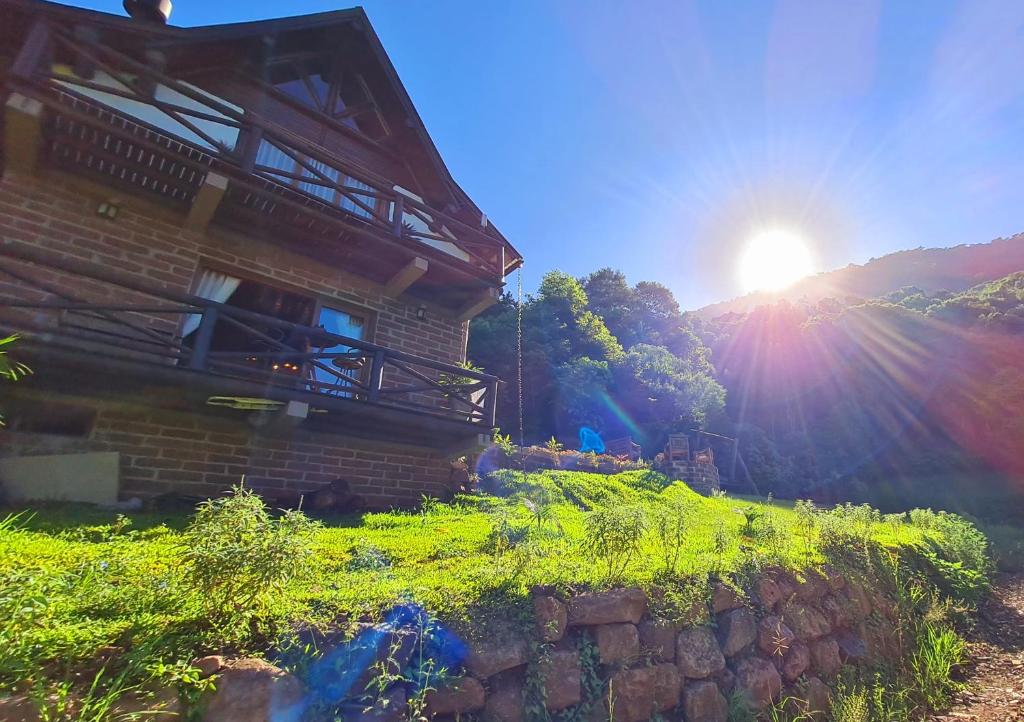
[662,433,721,495]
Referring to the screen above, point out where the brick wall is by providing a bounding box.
[1,395,457,508]
[0,172,470,366]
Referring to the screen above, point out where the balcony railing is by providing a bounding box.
[4,20,519,282]
[0,245,499,428]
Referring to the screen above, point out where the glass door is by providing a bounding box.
[314,305,366,397]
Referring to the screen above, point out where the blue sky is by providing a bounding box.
[66,1,1024,309]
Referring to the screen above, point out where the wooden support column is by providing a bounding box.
[3,93,44,177]
[456,287,500,321]
[184,172,229,232]
[383,256,428,297]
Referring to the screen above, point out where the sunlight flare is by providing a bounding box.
[738,229,816,293]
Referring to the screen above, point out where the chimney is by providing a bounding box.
[123,0,173,24]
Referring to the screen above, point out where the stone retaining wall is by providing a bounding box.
[191,566,901,721]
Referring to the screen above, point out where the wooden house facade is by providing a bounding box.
[0,0,522,508]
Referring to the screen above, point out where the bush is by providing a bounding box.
[182,486,320,617]
[584,505,647,581]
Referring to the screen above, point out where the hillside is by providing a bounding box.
[696,233,1024,318]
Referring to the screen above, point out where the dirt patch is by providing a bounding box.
[931,574,1024,721]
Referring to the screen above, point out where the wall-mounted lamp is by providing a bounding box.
[416,305,427,321]
[96,199,120,220]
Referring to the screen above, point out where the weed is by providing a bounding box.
[182,485,320,618]
[583,505,647,581]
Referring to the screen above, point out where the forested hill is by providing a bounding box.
[696,233,1024,319]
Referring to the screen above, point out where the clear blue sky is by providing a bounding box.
[65,1,1024,309]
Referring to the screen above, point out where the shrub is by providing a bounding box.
[584,505,647,581]
[653,498,691,574]
[182,486,319,616]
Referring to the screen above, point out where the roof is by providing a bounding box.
[1,0,522,270]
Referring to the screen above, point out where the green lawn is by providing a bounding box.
[0,468,957,703]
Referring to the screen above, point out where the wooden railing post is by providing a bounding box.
[484,379,498,427]
[237,125,263,174]
[391,194,405,237]
[188,306,218,371]
[366,350,386,402]
[10,20,51,81]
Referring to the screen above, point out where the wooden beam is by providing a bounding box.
[3,93,44,177]
[383,256,428,297]
[456,287,500,321]
[184,172,229,232]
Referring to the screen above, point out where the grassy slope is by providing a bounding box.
[0,468,939,694]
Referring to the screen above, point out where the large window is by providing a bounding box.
[254,139,377,220]
[266,57,387,138]
[182,268,369,393]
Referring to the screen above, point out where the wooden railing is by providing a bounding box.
[4,20,519,281]
[0,246,499,427]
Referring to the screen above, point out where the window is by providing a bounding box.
[266,57,385,137]
[313,306,367,397]
[183,267,370,395]
[254,139,378,220]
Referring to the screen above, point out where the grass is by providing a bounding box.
[0,468,988,716]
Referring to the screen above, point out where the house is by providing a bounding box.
[0,0,522,508]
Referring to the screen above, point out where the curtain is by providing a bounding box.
[181,269,241,337]
[340,176,374,219]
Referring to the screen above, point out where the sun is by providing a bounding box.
[738,229,816,293]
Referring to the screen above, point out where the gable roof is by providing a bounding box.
[2,0,522,271]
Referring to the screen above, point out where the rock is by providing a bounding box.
[606,667,656,722]
[534,595,568,642]
[593,623,639,664]
[843,582,873,620]
[733,656,782,711]
[774,572,798,602]
[794,571,829,602]
[820,595,853,631]
[822,565,846,591]
[203,658,305,722]
[755,576,783,609]
[425,677,485,716]
[799,676,832,720]
[466,637,529,679]
[780,641,810,682]
[484,674,525,722]
[0,696,42,722]
[676,627,726,679]
[682,680,728,722]
[757,616,795,658]
[809,637,842,678]
[113,687,184,720]
[567,588,647,626]
[194,655,224,679]
[716,608,757,657]
[541,650,581,710]
[714,667,737,695]
[781,602,831,641]
[652,663,683,712]
[340,686,406,722]
[638,619,677,661]
[711,583,743,613]
[836,631,868,663]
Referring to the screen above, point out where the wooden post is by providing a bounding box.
[366,350,386,402]
[237,125,263,174]
[391,194,405,236]
[188,307,218,371]
[383,256,428,298]
[3,94,44,177]
[484,379,498,427]
[10,20,50,81]
[185,172,229,232]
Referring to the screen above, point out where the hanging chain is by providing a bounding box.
[516,267,525,452]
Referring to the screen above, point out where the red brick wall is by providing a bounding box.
[0,170,477,506]
[1,395,457,508]
[0,172,470,366]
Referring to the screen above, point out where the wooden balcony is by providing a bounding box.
[0,245,499,450]
[2,19,521,313]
